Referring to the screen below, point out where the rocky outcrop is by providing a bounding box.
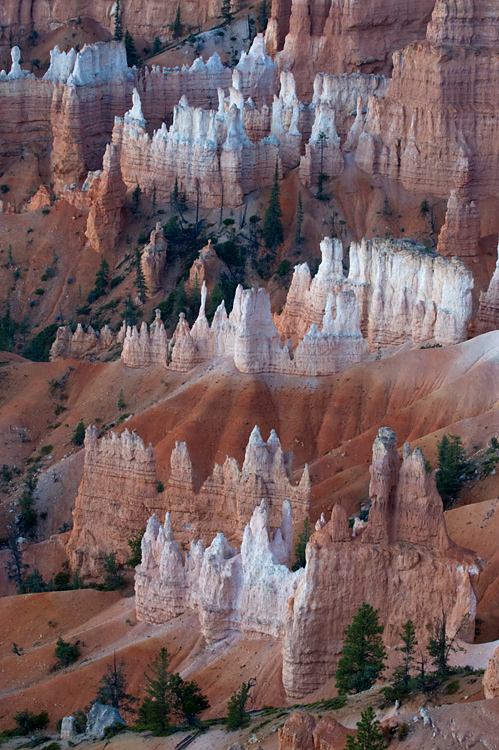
[135,427,478,699]
[67,427,160,580]
[166,425,311,541]
[113,87,279,209]
[299,101,345,189]
[484,644,499,699]
[141,223,167,295]
[278,711,349,750]
[352,10,499,201]
[474,241,499,335]
[187,239,227,294]
[234,34,278,107]
[122,311,168,368]
[277,237,473,348]
[50,323,124,361]
[265,0,435,99]
[84,142,127,253]
[436,190,481,262]
[282,429,478,698]
[28,185,53,211]
[135,498,301,643]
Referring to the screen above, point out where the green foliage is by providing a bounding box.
[23,324,58,362]
[71,419,85,447]
[72,569,85,590]
[391,620,417,692]
[157,480,164,492]
[126,531,144,568]
[346,706,385,750]
[118,389,126,410]
[263,160,283,252]
[153,36,161,54]
[169,673,210,725]
[221,0,233,24]
[427,607,463,675]
[446,678,460,694]
[276,259,291,276]
[54,571,71,589]
[226,680,254,730]
[0,302,17,352]
[20,567,46,593]
[103,552,125,590]
[292,517,311,571]
[13,710,49,735]
[40,444,53,456]
[216,237,244,267]
[420,199,429,216]
[171,5,182,39]
[18,473,38,539]
[0,184,9,194]
[134,247,147,302]
[122,293,137,327]
[88,256,110,303]
[397,723,409,740]
[335,603,386,694]
[436,434,467,508]
[132,183,142,216]
[55,637,80,667]
[316,131,329,200]
[125,30,139,67]
[96,654,136,711]
[114,0,123,40]
[138,648,173,733]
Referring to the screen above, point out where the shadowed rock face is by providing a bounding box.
[134,427,478,699]
[475,241,499,335]
[67,425,310,579]
[278,711,349,750]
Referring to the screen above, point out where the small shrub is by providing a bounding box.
[276,259,291,276]
[103,551,125,590]
[40,444,53,455]
[0,184,9,193]
[71,419,85,446]
[35,288,45,295]
[54,571,71,589]
[41,208,51,215]
[446,678,460,694]
[55,637,80,667]
[397,723,409,740]
[157,479,164,493]
[110,275,124,289]
[14,710,50,735]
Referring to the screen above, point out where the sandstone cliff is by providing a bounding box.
[436,190,481,263]
[84,142,127,253]
[473,241,499,335]
[141,223,167,295]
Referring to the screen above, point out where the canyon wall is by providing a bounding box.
[66,427,160,579]
[67,424,310,578]
[135,428,479,699]
[474,241,499,335]
[352,3,499,201]
[276,237,473,348]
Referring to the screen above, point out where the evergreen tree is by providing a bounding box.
[316,131,329,200]
[169,673,210,725]
[97,653,136,712]
[335,603,387,694]
[55,637,80,667]
[71,419,85,446]
[123,293,137,327]
[153,36,161,54]
[118,389,126,410]
[394,620,417,688]
[132,183,142,216]
[103,552,125,590]
[426,606,462,675]
[171,5,182,39]
[263,159,283,253]
[292,517,311,570]
[436,434,467,509]
[17,473,38,539]
[295,192,304,246]
[135,247,147,302]
[126,530,144,568]
[221,0,233,25]
[138,647,173,733]
[88,256,109,302]
[346,706,385,750]
[20,567,47,593]
[256,0,269,31]
[226,679,255,730]
[124,30,139,67]
[114,0,123,41]
[4,534,28,588]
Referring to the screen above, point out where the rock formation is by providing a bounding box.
[352,7,499,201]
[122,312,168,368]
[484,644,499,699]
[187,239,227,294]
[474,241,499,335]
[84,143,127,253]
[67,424,310,577]
[135,427,478,699]
[67,427,160,579]
[234,34,278,107]
[50,323,125,362]
[28,185,53,212]
[277,237,473,348]
[278,711,349,750]
[141,223,167,295]
[436,190,481,262]
[299,101,345,189]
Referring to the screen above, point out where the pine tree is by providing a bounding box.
[71,419,85,447]
[5,534,28,588]
[138,647,173,733]
[346,706,385,750]
[335,603,387,694]
[126,530,144,568]
[436,434,467,508]
[316,131,329,200]
[426,606,462,675]
[171,5,182,39]
[263,159,283,253]
[118,389,126,410]
[123,293,137,327]
[226,679,255,730]
[55,637,80,667]
[17,473,38,539]
[221,0,233,25]
[132,183,142,216]
[124,30,139,67]
[394,620,417,688]
[169,673,210,725]
[292,517,311,570]
[97,653,136,712]
[295,192,304,246]
[114,0,123,41]
[135,247,147,302]
[103,552,125,590]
